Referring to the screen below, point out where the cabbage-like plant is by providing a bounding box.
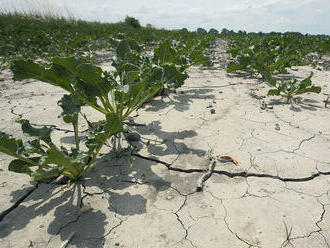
[1,38,210,182]
[266,72,321,102]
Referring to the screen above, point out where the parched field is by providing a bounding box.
[0,38,330,248]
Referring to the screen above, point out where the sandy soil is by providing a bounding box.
[0,38,330,248]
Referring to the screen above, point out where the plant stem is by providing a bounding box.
[83,132,111,174]
[124,87,161,118]
[104,95,115,112]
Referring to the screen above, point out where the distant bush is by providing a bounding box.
[209,28,219,34]
[197,28,207,34]
[124,16,141,28]
[146,23,155,29]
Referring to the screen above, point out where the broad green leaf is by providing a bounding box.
[189,49,212,67]
[31,167,62,181]
[8,158,40,175]
[0,132,24,157]
[70,148,91,165]
[296,72,313,91]
[296,85,321,95]
[16,119,52,138]
[43,145,82,179]
[10,60,74,92]
[104,113,122,137]
[76,63,104,84]
[52,57,82,74]
[267,89,280,96]
[227,61,248,73]
[44,145,73,166]
[144,66,164,85]
[153,40,180,65]
[161,64,188,89]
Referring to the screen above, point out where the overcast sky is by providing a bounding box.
[2,0,330,35]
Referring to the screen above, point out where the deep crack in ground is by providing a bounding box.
[132,152,330,183]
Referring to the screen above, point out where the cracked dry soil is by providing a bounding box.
[1,38,330,247]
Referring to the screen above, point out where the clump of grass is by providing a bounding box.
[124,16,141,29]
[1,0,75,21]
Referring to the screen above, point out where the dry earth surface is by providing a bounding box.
[0,38,330,248]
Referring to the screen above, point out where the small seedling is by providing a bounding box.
[266,72,321,103]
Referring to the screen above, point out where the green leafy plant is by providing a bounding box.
[2,37,210,182]
[266,72,321,102]
[226,34,308,78]
[0,11,215,67]
[0,114,121,181]
[124,16,141,29]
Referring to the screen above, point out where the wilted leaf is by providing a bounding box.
[16,119,52,138]
[8,158,40,175]
[58,94,81,124]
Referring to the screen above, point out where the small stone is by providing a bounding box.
[115,242,120,246]
[257,147,262,151]
[166,195,173,200]
[210,109,216,114]
[275,123,280,131]
[260,102,266,110]
[219,91,223,94]
[39,224,44,228]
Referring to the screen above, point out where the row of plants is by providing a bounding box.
[0,37,211,182]
[225,33,327,101]
[0,12,215,67]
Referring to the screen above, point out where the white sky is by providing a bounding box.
[2,0,330,35]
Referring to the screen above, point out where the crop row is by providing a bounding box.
[225,33,329,101]
[0,37,211,182]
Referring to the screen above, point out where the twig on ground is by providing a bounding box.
[196,149,216,192]
[281,221,293,247]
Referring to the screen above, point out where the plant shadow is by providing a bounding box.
[143,88,215,113]
[127,120,206,159]
[0,87,208,246]
[0,147,185,247]
[269,97,322,112]
[226,71,265,83]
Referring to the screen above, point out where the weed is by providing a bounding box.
[281,221,294,247]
